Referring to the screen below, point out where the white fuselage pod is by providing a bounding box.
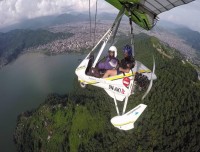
[110,104,147,130]
[75,57,156,101]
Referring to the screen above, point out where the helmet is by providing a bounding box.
[109,46,117,57]
[123,45,132,56]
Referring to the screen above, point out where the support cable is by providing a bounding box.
[94,0,98,46]
[89,0,92,41]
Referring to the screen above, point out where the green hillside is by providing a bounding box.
[0,29,73,67]
[14,34,200,152]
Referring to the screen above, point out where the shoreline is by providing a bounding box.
[0,49,90,70]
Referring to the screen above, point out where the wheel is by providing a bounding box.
[80,82,87,88]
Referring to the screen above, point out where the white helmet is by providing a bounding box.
[109,46,117,57]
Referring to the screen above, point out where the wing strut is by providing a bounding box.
[128,10,135,57]
[113,94,120,116]
[122,96,129,115]
[111,13,122,45]
[92,7,125,68]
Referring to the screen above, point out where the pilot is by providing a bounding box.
[97,45,119,70]
[103,44,135,78]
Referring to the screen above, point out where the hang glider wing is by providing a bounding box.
[105,0,195,30]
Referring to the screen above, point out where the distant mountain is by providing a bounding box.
[0,13,116,32]
[157,20,200,52]
[0,29,73,67]
[98,12,116,20]
[0,14,85,32]
[0,16,56,32]
[157,20,185,31]
[173,27,200,52]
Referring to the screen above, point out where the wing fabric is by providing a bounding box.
[105,0,195,30]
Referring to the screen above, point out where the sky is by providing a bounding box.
[0,0,200,32]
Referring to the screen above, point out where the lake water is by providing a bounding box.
[0,52,85,152]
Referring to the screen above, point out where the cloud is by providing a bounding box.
[0,0,117,28]
[158,0,200,32]
[0,0,64,26]
[0,0,199,32]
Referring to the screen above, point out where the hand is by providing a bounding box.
[119,67,123,71]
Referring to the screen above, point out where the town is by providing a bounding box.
[26,21,111,53]
[25,20,200,66]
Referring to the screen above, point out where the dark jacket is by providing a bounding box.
[120,56,135,69]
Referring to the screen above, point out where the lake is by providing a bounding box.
[0,52,85,152]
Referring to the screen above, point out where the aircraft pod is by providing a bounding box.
[75,0,195,130]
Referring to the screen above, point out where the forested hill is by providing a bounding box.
[14,34,200,152]
[0,29,73,67]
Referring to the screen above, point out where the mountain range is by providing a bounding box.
[0,13,199,68]
[0,13,116,33]
[157,20,200,52]
[1,13,199,52]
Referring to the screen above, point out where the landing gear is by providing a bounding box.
[80,82,87,88]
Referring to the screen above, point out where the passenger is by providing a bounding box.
[103,45,135,78]
[97,45,119,70]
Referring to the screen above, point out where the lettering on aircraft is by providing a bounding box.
[127,106,141,116]
[109,85,125,94]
